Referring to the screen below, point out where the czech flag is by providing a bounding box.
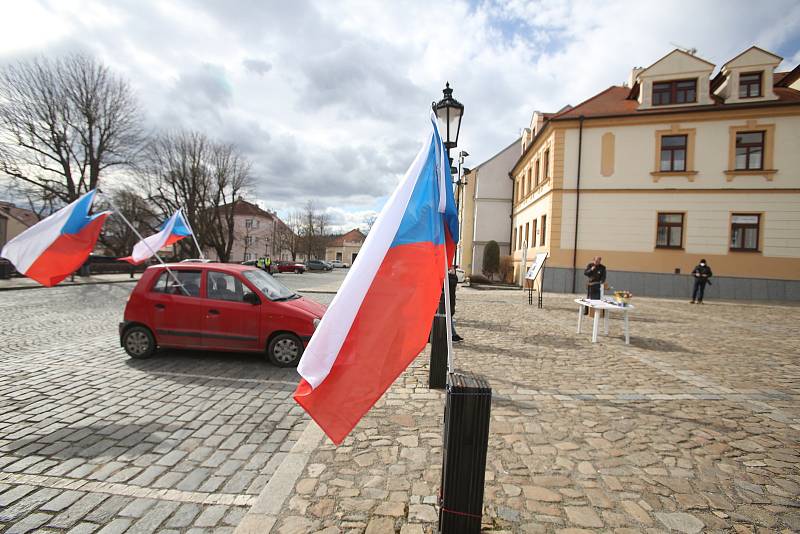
[294,114,458,445]
[121,209,191,265]
[0,190,110,287]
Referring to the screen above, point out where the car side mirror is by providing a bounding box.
[243,292,261,305]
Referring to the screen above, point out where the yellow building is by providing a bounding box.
[511,46,800,300]
[325,229,365,266]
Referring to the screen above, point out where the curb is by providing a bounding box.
[234,421,325,533]
[0,279,139,292]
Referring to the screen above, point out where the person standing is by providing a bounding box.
[583,256,606,315]
[690,259,712,304]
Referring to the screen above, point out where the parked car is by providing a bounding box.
[180,258,212,263]
[119,263,326,367]
[305,259,332,271]
[329,260,348,268]
[276,261,306,274]
[241,259,275,274]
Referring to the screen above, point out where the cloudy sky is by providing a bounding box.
[2,0,800,230]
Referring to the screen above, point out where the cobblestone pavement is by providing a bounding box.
[272,289,800,533]
[0,282,333,533]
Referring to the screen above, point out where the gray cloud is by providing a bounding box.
[243,58,272,76]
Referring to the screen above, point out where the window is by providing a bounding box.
[739,72,762,98]
[524,222,530,246]
[660,135,687,172]
[244,235,254,246]
[207,271,254,302]
[336,252,342,261]
[512,227,517,251]
[531,219,537,247]
[652,79,697,106]
[518,226,523,249]
[543,150,550,180]
[245,218,254,229]
[730,214,760,251]
[656,213,683,248]
[735,131,764,170]
[151,270,201,296]
[244,252,252,261]
[525,168,531,195]
[534,160,540,186]
[540,215,547,246]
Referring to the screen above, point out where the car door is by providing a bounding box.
[202,270,261,351]
[148,268,205,348]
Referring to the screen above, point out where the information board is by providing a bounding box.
[525,252,548,281]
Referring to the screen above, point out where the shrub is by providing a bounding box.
[499,255,514,283]
[482,240,500,280]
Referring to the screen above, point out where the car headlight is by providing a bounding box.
[313,317,321,330]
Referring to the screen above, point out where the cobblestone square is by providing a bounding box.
[1,280,799,533]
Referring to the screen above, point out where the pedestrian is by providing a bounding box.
[266,256,272,273]
[583,256,606,315]
[690,259,712,304]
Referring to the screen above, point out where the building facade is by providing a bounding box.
[206,199,293,262]
[325,229,365,265]
[510,46,800,300]
[457,139,518,277]
[0,201,39,250]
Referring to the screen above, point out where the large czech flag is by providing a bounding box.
[294,114,459,445]
[0,189,110,287]
[121,209,191,264]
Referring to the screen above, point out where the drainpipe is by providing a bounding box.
[508,171,515,258]
[571,115,585,293]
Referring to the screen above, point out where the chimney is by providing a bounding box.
[628,67,644,88]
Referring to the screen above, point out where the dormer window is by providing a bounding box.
[652,79,697,106]
[739,72,762,98]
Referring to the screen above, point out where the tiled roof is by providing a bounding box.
[552,77,800,121]
[0,202,39,227]
[327,229,365,247]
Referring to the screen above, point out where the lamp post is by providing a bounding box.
[429,82,464,389]
[455,151,469,267]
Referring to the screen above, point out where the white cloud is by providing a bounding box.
[1,0,798,222]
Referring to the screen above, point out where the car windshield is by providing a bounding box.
[242,269,297,301]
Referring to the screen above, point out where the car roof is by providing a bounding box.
[146,262,257,273]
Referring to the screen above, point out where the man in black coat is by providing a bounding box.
[690,259,712,304]
[583,256,606,315]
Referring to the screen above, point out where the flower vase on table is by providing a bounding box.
[613,290,632,306]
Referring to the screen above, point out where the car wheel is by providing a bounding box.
[123,326,156,359]
[295,268,302,274]
[267,333,303,367]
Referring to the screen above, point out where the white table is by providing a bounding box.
[574,298,635,344]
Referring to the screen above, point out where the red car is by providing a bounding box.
[276,261,306,273]
[119,263,326,366]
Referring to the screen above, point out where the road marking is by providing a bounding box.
[0,471,257,506]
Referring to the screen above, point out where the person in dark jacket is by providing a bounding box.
[583,256,606,314]
[690,259,712,304]
[439,267,462,342]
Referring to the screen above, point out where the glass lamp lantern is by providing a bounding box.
[433,82,464,150]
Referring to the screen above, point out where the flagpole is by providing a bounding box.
[100,191,187,295]
[178,206,206,260]
[442,248,454,374]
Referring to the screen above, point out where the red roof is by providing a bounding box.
[552,75,800,121]
[0,202,40,227]
[327,229,365,247]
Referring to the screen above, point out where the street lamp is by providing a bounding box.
[432,82,465,157]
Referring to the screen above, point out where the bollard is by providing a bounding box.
[438,370,491,534]
[428,299,448,389]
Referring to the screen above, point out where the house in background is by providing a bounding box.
[206,198,294,262]
[0,201,39,250]
[325,228,365,265]
[510,46,800,300]
[457,139,519,277]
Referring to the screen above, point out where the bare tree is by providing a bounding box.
[362,213,377,234]
[139,131,252,262]
[278,212,302,260]
[96,187,156,256]
[0,54,144,204]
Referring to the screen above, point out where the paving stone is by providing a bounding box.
[194,504,227,527]
[655,512,705,533]
[565,506,604,528]
[6,512,53,534]
[48,493,109,529]
[95,518,133,534]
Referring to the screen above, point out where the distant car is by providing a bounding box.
[241,259,276,274]
[180,258,212,263]
[306,259,332,271]
[277,261,306,274]
[329,260,348,268]
[119,263,326,367]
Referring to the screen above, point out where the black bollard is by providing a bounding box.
[438,370,491,534]
[428,299,448,389]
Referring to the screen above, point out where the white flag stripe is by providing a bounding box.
[0,191,94,273]
[297,125,436,389]
[129,210,180,264]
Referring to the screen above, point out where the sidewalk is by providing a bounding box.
[0,272,140,291]
[256,289,800,533]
